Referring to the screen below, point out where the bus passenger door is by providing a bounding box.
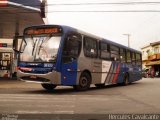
[61,33,82,85]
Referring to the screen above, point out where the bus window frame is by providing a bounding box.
[110,44,120,62]
[131,52,136,65]
[120,48,126,63]
[99,41,111,60]
[62,32,82,63]
[83,36,98,58]
[136,53,142,66]
[126,50,132,63]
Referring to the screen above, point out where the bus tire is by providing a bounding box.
[41,83,57,91]
[73,72,91,91]
[95,84,105,88]
[123,73,129,85]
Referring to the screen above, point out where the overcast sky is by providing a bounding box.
[47,0,160,51]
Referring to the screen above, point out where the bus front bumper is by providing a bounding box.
[17,70,61,84]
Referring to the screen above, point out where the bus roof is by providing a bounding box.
[25,24,141,54]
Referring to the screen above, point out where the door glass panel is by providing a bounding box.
[62,34,82,63]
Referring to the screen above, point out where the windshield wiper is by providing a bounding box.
[37,35,51,55]
[37,38,45,55]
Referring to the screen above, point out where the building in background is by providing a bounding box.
[141,41,160,77]
[0,0,47,78]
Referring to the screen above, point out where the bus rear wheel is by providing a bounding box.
[73,73,91,91]
[41,83,57,91]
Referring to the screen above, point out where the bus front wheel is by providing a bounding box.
[41,83,57,91]
[73,73,91,91]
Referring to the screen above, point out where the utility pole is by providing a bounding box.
[123,34,131,48]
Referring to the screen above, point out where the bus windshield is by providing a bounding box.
[20,35,61,63]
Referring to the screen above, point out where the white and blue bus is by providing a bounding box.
[13,25,142,91]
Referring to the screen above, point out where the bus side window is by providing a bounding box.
[110,45,120,61]
[136,53,141,65]
[99,42,110,60]
[62,33,82,63]
[84,37,98,58]
[132,52,136,65]
[120,48,126,63]
[126,50,132,63]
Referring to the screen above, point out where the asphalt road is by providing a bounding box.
[0,78,160,119]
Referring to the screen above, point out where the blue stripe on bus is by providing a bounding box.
[117,63,125,83]
[61,60,78,85]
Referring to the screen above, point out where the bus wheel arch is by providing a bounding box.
[74,70,92,91]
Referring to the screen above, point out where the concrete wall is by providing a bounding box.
[141,43,160,69]
[142,46,152,61]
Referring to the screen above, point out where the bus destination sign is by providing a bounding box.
[25,27,62,35]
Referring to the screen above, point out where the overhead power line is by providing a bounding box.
[47,10,160,13]
[4,2,160,7]
[1,10,160,14]
[46,2,160,6]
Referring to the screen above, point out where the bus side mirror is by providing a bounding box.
[13,36,23,53]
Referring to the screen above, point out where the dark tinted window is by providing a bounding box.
[110,45,119,61]
[84,37,98,58]
[100,42,110,60]
[136,53,141,65]
[62,33,82,63]
[126,50,131,63]
[132,52,136,65]
[120,48,126,63]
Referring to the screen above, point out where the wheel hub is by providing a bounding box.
[80,77,88,87]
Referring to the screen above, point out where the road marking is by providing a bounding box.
[0,94,76,100]
[16,111,52,114]
[77,96,129,101]
[0,104,75,108]
[52,111,74,114]
[0,99,74,103]
[0,94,76,97]
[0,96,75,100]
[16,110,74,114]
[0,94,129,102]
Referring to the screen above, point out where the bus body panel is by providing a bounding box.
[91,59,103,84]
[101,61,112,84]
[77,57,142,85]
[61,60,78,85]
[77,57,102,84]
